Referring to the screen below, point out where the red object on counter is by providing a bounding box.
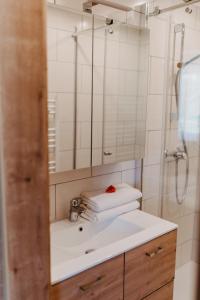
[106,185,116,193]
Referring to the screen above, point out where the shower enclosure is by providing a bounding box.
[156,1,200,299]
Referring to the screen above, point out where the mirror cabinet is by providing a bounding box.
[47,1,149,173]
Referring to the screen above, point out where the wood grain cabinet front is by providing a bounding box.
[142,281,174,300]
[51,255,124,300]
[124,230,177,300]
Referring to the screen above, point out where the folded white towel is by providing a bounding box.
[81,201,140,223]
[81,183,142,213]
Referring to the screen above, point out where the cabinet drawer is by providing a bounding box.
[51,255,124,300]
[143,281,174,300]
[124,230,177,300]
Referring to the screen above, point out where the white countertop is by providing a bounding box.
[51,210,177,285]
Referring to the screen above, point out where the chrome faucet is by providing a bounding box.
[69,197,85,222]
[164,147,187,160]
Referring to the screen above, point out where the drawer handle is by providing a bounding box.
[146,247,164,258]
[79,275,105,292]
[156,246,164,255]
[145,251,156,258]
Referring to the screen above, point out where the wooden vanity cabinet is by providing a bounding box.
[143,282,174,300]
[124,230,177,300]
[51,255,124,300]
[51,230,177,300]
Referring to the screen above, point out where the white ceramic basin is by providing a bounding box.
[51,210,177,284]
[51,217,142,259]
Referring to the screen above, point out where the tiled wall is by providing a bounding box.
[48,1,200,268]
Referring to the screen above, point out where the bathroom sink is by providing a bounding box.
[51,210,177,284]
[51,217,142,258]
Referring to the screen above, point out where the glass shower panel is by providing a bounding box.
[162,20,200,282]
[179,58,200,142]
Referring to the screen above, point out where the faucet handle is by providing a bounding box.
[71,197,82,207]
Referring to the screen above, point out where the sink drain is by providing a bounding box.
[85,249,95,254]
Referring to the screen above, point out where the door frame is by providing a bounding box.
[0,0,50,299]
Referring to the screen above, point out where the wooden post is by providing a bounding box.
[0,0,50,299]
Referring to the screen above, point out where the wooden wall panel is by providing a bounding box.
[0,0,50,299]
[0,237,3,299]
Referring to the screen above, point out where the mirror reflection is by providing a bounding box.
[47,3,149,173]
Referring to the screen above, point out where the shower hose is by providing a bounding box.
[174,69,189,205]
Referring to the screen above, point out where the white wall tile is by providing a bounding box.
[77,94,91,122]
[56,93,74,122]
[49,185,56,222]
[77,122,91,149]
[57,122,74,150]
[143,164,161,200]
[93,67,104,94]
[56,172,122,220]
[121,160,136,171]
[92,149,103,167]
[76,149,91,169]
[193,213,200,241]
[146,95,163,130]
[177,214,195,245]
[122,169,136,187]
[48,61,57,92]
[94,37,105,67]
[142,196,160,217]
[57,30,75,63]
[192,240,200,263]
[93,94,103,122]
[149,57,165,95]
[119,43,138,70]
[176,245,182,269]
[77,65,92,94]
[56,62,75,92]
[181,240,193,266]
[144,130,162,165]
[47,28,57,61]
[93,122,103,149]
[56,150,74,172]
[77,35,92,65]
[107,40,120,69]
[149,17,168,58]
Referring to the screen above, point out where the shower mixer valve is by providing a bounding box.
[165,148,187,160]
